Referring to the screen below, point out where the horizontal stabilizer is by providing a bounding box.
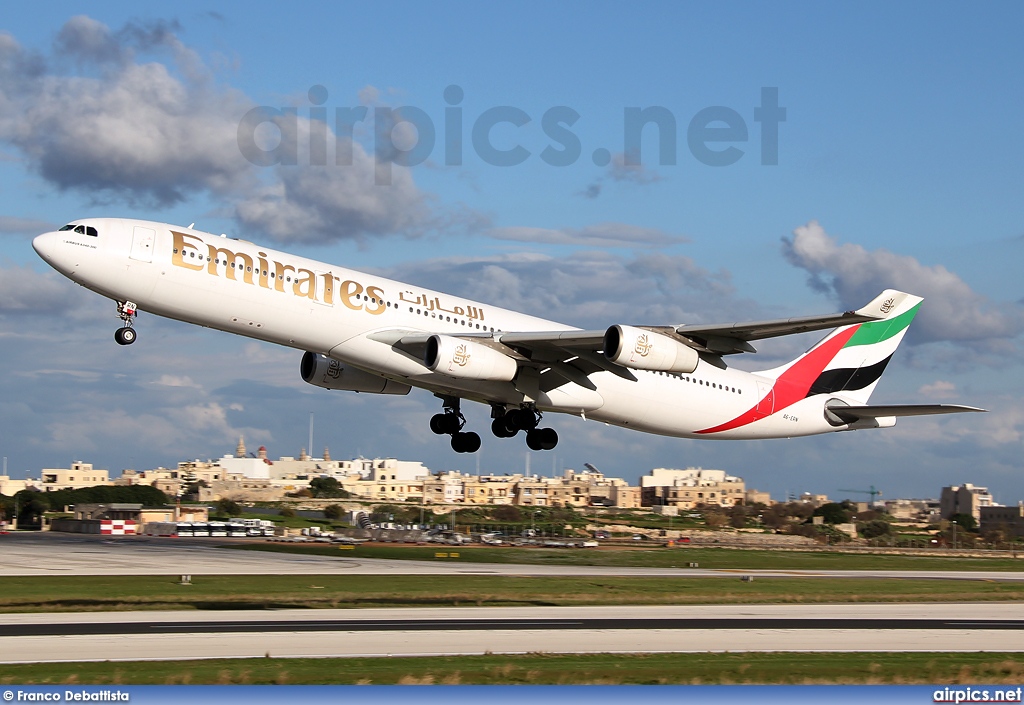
[825,403,986,423]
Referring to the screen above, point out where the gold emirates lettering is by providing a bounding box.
[170,231,385,314]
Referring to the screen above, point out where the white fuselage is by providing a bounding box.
[32,218,855,440]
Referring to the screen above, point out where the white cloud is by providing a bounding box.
[1,24,254,205]
[489,222,685,248]
[0,18,444,244]
[917,380,957,400]
[388,249,748,332]
[0,264,80,313]
[233,147,430,244]
[782,221,1024,347]
[154,375,201,389]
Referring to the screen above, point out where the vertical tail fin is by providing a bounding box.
[756,290,922,405]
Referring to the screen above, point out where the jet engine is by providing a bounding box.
[300,352,411,394]
[424,335,518,381]
[603,325,699,373]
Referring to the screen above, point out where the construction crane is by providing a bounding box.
[838,485,883,504]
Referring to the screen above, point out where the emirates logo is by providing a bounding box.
[453,344,471,366]
[634,334,653,357]
[879,297,896,314]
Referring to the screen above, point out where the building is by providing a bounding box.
[798,492,830,507]
[980,503,1024,538]
[40,462,111,492]
[940,484,995,522]
[884,498,941,523]
[0,476,39,495]
[640,467,745,509]
[745,489,772,505]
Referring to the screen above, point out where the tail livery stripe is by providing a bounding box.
[844,304,920,348]
[806,354,893,397]
[696,326,858,434]
[696,301,920,434]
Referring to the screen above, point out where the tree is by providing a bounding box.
[12,490,50,528]
[812,503,852,525]
[950,513,978,532]
[323,504,344,521]
[309,477,349,499]
[279,506,296,518]
[859,519,892,539]
[216,498,242,517]
[490,505,522,522]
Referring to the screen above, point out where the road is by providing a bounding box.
[2,532,1023,581]
[0,604,1022,662]
[2,533,1023,662]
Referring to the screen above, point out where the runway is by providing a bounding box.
[0,604,1022,663]
[3,532,1024,581]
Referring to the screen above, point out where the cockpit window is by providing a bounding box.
[86,226,98,236]
[59,224,75,231]
[74,225,85,234]
[69,224,98,236]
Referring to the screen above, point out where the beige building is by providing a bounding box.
[463,476,516,505]
[640,467,745,509]
[745,489,772,505]
[422,472,467,503]
[40,462,111,492]
[0,476,39,495]
[980,503,1024,538]
[941,483,995,522]
[74,503,208,523]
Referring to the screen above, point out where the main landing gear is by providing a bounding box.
[490,404,558,451]
[429,399,559,454]
[114,301,138,346]
[429,397,481,454]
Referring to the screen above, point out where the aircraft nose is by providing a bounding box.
[32,231,58,261]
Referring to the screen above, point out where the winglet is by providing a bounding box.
[854,289,919,320]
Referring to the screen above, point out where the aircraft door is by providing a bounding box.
[129,226,155,263]
[755,379,774,418]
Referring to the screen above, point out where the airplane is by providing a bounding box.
[32,218,984,454]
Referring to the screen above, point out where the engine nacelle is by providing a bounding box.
[424,335,518,381]
[603,325,699,373]
[300,352,411,395]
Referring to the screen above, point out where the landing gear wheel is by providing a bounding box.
[539,427,558,450]
[492,417,517,438]
[430,414,448,435]
[451,431,481,453]
[526,429,544,451]
[114,327,136,345]
[526,428,558,451]
[513,408,538,431]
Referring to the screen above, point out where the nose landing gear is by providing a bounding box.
[114,301,138,345]
[429,397,481,453]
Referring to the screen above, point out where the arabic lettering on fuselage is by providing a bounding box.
[170,230,386,315]
[398,290,485,321]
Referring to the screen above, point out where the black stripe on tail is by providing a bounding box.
[805,354,893,397]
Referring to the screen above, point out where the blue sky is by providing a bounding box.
[1,3,1022,503]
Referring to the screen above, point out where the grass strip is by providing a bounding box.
[225,542,1024,571]
[2,652,1023,685]
[0,574,1021,612]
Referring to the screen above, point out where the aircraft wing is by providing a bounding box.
[382,290,921,390]
[825,403,987,423]
[670,289,911,354]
